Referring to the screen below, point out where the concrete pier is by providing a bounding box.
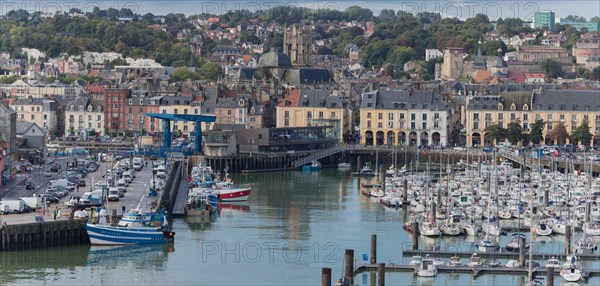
[0,220,88,251]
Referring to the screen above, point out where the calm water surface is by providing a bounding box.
[1,169,598,285]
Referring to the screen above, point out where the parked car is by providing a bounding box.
[50,165,60,172]
[589,154,600,161]
[77,179,86,187]
[42,194,60,203]
[454,146,467,151]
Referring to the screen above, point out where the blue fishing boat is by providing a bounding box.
[85,205,174,245]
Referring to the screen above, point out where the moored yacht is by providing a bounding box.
[560,255,583,282]
[417,255,438,277]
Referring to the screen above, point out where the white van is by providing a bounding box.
[108,189,120,201]
[20,197,42,210]
[122,171,133,184]
[0,200,26,213]
[50,179,75,191]
[117,178,128,189]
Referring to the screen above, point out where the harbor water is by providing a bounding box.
[1,168,599,285]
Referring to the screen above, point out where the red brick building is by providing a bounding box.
[104,88,129,135]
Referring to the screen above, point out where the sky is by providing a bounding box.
[1,0,599,20]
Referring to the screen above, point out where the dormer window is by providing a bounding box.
[87,105,93,112]
[510,103,516,111]
[238,99,245,106]
[523,104,528,111]
[128,99,133,104]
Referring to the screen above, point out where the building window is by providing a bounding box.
[510,113,516,120]
[184,109,188,114]
[498,113,503,120]
[535,114,541,121]
[367,121,371,128]
[184,125,188,131]
[307,111,312,119]
[98,115,101,121]
[284,119,289,127]
[411,122,416,130]
[378,113,383,120]
[31,114,34,120]
[559,114,564,121]
[547,123,553,130]
[44,114,48,120]
[434,113,439,119]
[411,113,416,120]
[331,112,335,118]
[284,111,289,118]
[485,121,491,128]
[523,114,528,121]
[547,114,552,121]
[474,122,479,130]
[473,113,479,120]
[400,113,405,120]
[367,112,371,119]
[319,112,323,118]
[128,108,132,113]
[523,123,528,130]
[378,122,383,128]
[422,114,427,121]
[485,113,491,120]
[388,113,393,120]
[422,122,427,129]
[434,122,439,129]
[572,114,577,121]
[227,110,232,115]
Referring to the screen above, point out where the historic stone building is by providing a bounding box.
[283,24,312,66]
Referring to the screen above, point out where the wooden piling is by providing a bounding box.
[546,265,554,286]
[370,234,377,264]
[431,203,437,221]
[565,225,572,254]
[321,267,331,286]
[412,222,419,250]
[518,237,526,266]
[344,249,354,285]
[402,179,408,202]
[377,263,385,286]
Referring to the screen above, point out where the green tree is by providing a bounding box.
[550,122,569,145]
[591,67,600,80]
[199,63,222,81]
[540,59,565,79]
[480,41,508,56]
[506,120,523,145]
[170,67,200,82]
[529,119,545,145]
[576,67,590,79]
[484,123,507,145]
[108,57,128,69]
[570,120,592,146]
[45,76,56,83]
[0,76,18,84]
[349,26,364,38]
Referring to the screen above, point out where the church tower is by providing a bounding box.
[283,24,312,66]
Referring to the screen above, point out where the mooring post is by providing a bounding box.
[565,225,572,254]
[377,263,385,286]
[370,234,377,264]
[546,265,554,286]
[412,222,419,250]
[321,267,331,286]
[518,237,526,267]
[402,179,408,202]
[431,203,437,221]
[344,249,354,285]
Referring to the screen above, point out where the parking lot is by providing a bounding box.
[0,156,166,225]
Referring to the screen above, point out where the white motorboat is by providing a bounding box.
[583,221,600,236]
[545,256,561,268]
[505,233,528,252]
[467,253,484,267]
[462,222,481,236]
[477,236,500,253]
[560,255,583,282]
[506,259,521,268]
[448,256,461,267]
[440,216,462,236]
[574,236,598,254]
[499,208,512,219]
[417,255,438,277]
[481,221,501,236]
[409,255,422,266]
[534,223,553,236]
[419,220,441,237]
[337,162,351,169]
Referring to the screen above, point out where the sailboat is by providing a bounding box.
[560,255,583,282]
[478,155,500,253]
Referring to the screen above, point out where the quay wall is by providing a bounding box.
[193,150,492,174]
[0,220,89,251]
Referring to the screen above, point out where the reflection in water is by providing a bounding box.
[86,244,173,268]
[0,245,89,284]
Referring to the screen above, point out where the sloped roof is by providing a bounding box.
[258,51,292,67]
